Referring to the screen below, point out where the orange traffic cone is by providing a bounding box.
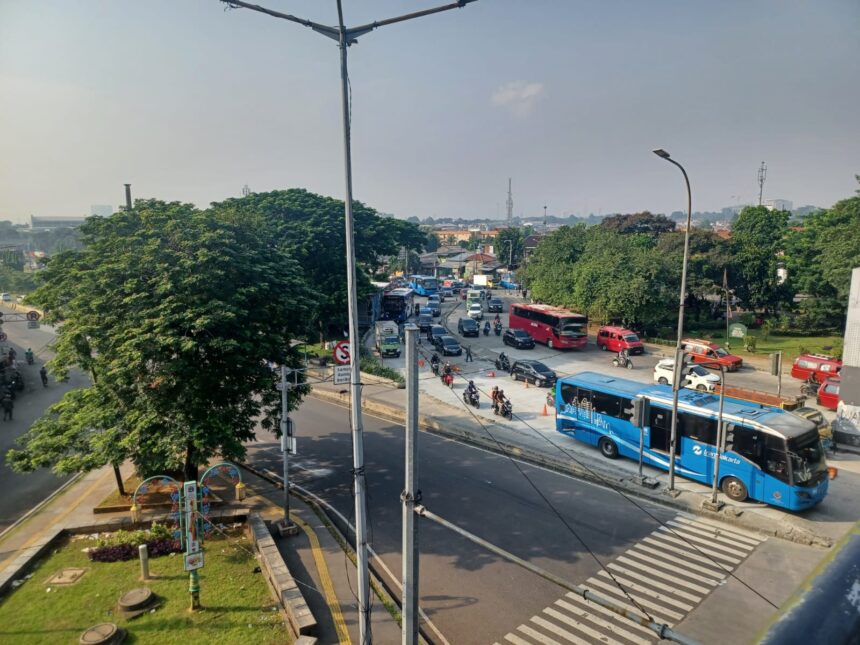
[541,404,548,416]
[418,359,425,368]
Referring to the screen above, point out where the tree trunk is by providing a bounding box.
[183,443,198,482]
[113,463,126,497]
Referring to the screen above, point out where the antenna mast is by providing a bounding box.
[757,161,767,206]
[506,178,513,228]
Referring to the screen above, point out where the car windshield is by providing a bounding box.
[824,383,839,394]
[623,334,640,342]
[788,431,827,486]
[383,336,399,344]
[689,365,710,377]
[513,330,529,337]
[714,347,729,357]
[443,339,458,347]
[490,299,502,305]
[531,363,552,375]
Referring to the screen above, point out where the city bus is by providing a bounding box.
[408,275,438,297]
[554,371,829,510]
[381,288,415,323]
[508,303,588,349]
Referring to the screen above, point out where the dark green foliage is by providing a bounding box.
[731,206,790,311]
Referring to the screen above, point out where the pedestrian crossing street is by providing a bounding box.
[495,514,766,644]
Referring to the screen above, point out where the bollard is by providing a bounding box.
[139,544,150,581]
[130,503,140,524]
[235,482,246,501]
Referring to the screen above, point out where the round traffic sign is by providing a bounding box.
[333,341,351,365]
[0,332,7,342]
[26,310,40,321]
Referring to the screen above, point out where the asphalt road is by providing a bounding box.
[0,307,86,532]
[246,397,826,644]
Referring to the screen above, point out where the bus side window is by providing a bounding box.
[679,413,717,445]
[561,383,577,405]
[619,398,634,422]
[576,387,593,411]
[592,391,621,417]
[726,425,763,464]
[764,435,789,482]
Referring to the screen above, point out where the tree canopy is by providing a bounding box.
[600,211,676,236]
[9,199,312,481]
[731,206,790,312]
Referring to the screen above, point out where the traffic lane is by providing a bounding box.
[253,397,678,641]
[0,315,84,531]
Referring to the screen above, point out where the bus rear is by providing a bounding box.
[509,304,588,349]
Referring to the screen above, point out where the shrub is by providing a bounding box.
[94,523,172,549]
[359,346,405,386]
[744,335,757,352]
[89,537,181,563]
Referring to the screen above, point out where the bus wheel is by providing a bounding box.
[721,476,748,502]
[598,437,619,460]
[658,377,668,385]
[547,339,554,349]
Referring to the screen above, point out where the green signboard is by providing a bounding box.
[729,323,748,339]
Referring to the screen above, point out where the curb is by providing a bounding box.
[309,386,834,549]
[0,473,83,543]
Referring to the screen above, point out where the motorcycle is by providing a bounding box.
[800,378,818,397]
[494,323,502,336]
[463,389,480,408]
[441,372,454,388]
[493,399,513,420]
[483,322,490,337]
[612,353,634,370]
[495,355,511,372]
[430,359,440,376]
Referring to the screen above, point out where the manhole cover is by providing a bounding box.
[79,623,125,644]
[118,587,153,612]
[46,568,86,586]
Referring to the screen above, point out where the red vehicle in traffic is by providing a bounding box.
[681,339,743,372]
[596,325,645,355]
[791,353,842,383]
[817,378,841,411]
[508,303,588,349]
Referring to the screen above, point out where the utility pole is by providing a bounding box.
[402,324,419,645]
[278,365,297,535]
[543,204,547,231]
[220,3,479,642]
[506,178,513,228]
[757,161,767,206]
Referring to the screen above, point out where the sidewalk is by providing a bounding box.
[0,459,401,645]
[308,363,860,549]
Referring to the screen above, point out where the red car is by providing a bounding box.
[681,339,743,372]
[817,378,841,411]
[597,325,645,355]
[791,353,842,383]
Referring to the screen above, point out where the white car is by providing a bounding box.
[653,358,720,392]
[0,293,10,302]
[467,303,483,320]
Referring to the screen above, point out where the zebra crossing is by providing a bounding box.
[495,514,766,644]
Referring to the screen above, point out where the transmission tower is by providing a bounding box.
[242,184,251,197]
[757,161,767,206]
[506,178,513,228]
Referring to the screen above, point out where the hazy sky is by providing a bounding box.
[1,1,858,223]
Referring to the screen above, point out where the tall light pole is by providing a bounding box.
[221,2,479,642]
[652,148,692,493]
[502,239,513,269]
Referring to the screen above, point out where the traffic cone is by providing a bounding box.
[488,370,495,378]
[542,404,548,416]
[418,359,425,368]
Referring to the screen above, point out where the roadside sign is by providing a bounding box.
[27,321,39,329]
[26,311,40,321]
[729,323,748,339]
[333,341,351,365]
[0,332,6,342]
[184,551,204,572]
[334,364,350,385]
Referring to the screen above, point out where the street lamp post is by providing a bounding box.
[705,362,727,511]
[652,148,692,493]
[221,2,479,642]
[502,239,513,269]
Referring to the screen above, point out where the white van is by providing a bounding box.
[0,293,11,302]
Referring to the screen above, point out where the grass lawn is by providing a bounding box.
[0,532,291,645]
[683,327,842,363]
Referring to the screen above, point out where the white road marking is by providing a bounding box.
[607,562,703,603]
[677,514,765,543]
[665,519,754,550]
[548,602,652,645]
[640,537,729,577]
[615,555,711,595]
[586,576,683,622]
[505,633,532,645]
[653,529,743,564]
[518,623,563,645]
[625,545,724,586]
[531,614,597,644]
[596,570,694,612]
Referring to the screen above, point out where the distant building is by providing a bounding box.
[30,215,87,231]
[522,234,545,259]
[764,199,793,212]
[90,204,113,217]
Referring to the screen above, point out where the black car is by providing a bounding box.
[503,328,535,349]
[487,298,504,313]
[510,360,556,387]
[457,317,479,337]
[428,324,446,343]
[417,314,433,332]
[434,334,462,356]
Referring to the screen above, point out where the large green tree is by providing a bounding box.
[495,227,526,267]
[731,206,790,312]
[521,225,588,304]
[211,189,426,341]
[600,211,676,236]
[8,200,312,483]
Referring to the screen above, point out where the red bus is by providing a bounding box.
[508,303,588,349]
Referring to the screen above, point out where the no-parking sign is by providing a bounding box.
[333,341,351,365]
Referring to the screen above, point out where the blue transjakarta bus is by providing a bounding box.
[381,288,415,323]
[555,372,828,510]
[408,275,438,297]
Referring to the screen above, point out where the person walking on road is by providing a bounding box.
[465,345,473,362]
[1,393,13,421]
